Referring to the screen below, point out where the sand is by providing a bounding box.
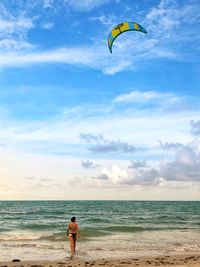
[1,254,200,267]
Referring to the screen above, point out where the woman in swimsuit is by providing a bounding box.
[67,216,80,254]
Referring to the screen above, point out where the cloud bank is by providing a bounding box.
[91,137,200,188]
[80,133,136,154]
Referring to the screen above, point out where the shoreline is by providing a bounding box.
[1,253,200,267]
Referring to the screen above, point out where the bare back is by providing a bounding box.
[68,222,79,234]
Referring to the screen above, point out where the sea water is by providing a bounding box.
[0,201,200,261]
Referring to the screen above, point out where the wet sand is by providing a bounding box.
[1,254,200,267]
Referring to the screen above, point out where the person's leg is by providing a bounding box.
[74,238,77,251]
[69,236,75,252]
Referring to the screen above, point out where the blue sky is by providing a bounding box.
[0,0,200,200]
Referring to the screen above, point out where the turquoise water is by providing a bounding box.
[0,201,200,260]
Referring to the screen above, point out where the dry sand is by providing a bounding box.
[1,254,200,267]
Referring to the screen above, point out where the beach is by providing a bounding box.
[0,201,200,265]
[1,254,200,267]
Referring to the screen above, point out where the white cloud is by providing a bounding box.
[42,22,55,30]
[0,3,35,51]
[94,164,162,187]
[191,120,200,136]
[113,90,180,104]
[0,46,134,75]
[146,0,200,43]
[160,139,200,182]
[89,14,117,26]
[0,39,34,50]
[66,0,110,11]
[97,165,128,184]
[103,59,133,75]
[0,47,95,67]
[0,41,184,74]
[43,0,54,8]
[0,17,34,35]
[80,133,136,154]
[42,0,111,12]
[81,160,98,169]
[128,160,148,169]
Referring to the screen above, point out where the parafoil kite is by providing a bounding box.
[108,21,147,53]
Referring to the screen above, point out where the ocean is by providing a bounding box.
[0,201,200,261]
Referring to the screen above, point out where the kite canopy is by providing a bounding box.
[108,21,147,53]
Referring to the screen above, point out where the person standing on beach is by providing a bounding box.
[67,216,80,255]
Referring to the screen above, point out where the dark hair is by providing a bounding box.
[71,216,76,222]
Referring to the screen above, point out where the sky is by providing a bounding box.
[0,0,200,200]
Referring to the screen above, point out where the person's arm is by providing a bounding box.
[67,224,70,236]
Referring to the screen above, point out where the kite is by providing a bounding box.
[108,21,147,53]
